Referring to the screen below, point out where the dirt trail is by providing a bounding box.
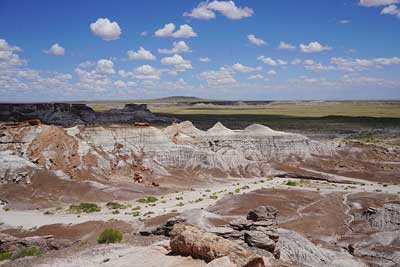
[1,176,398,230]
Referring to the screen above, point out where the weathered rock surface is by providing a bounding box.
[363,204,400,231]
[0,103,174,127]
[0,121,334,184]
[211,206,280,258]
[0,233,72,253]
[170,224,268,267]
[278,229,366,267]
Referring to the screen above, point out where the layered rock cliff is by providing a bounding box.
[0,103,174,127]
[0,121,334,184]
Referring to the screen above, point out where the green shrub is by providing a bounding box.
[97,228,123,244]
[112,210,120,214]
[12,246,42,260]
[106,202,127,210]
[209,195,218,200]
[137,196,158,203]
[285,181,297,186]
[176,202,184,207]
[131,211,141,217]
[132,206,141,210]
[235,188,240,193]
[69,203,101,213]
[0,251,12,261]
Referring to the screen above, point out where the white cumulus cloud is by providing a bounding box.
[359,0,399,6]
[161,54,192,70]
[299,42,332,53]
[381,4,400,17]
[158,41,191,54]
[248,74,263,80]
[247,34,266,46]
[199,57,210,62]
[90,18,121,41]
[232,63,261,73]
[44,43,65,55]
[184,1,253,20]
[155,23,197,38]
[127,47,156,60]
[257,56,287,66]
[278,41,296,51]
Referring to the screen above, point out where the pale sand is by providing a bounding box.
[1,176,398,230]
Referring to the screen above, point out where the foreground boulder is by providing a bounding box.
[170,224,269,267]
[211,206,280,258]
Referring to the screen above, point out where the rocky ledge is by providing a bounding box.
[0,103,174,127]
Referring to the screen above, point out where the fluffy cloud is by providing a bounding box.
[267,70,277,75]
[278,41,296,50]
[199,67,236,86]
[248,74,263,80]
[331,56,400,71]
[359,0,399,6]
[74,59,116,91]
[304,61,336,72]
[161,54,192,70]
[134,65,160,80]
[78,61,96,68]
[127,47,156,60]
[232,63,261,73]
[184,1,253,20]
[381,4,400,17]
[44,43,65,55]
[155,23,197,38]
[114,80,126,88]
[299,42,332,53]
[0,39,26,69]
[96,59,115,74]
[257,56,288,66]
[247,34,266,46]
[118,65,161,80]
[199,57,210,62]
[183,2,216,19]
[338,19,351,24]
[90,18,121,41]
[158,41,191,54]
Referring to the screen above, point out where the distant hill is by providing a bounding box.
[150,96,208,103]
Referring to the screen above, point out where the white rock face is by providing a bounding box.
[0,151,37,184]
[0,121,334,182]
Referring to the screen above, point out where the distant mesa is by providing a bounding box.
[0,103,175,127]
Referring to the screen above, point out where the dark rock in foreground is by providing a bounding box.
[0,103,175,127]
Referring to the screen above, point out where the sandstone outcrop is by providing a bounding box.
[210,206,280,259]
[0,121,334,184]
[170,224,269,267]
[0,103,174,127]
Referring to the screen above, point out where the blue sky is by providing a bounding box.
[0,0,400,101]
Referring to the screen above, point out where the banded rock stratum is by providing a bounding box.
[0,121,334,184]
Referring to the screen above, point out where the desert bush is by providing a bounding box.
[131,211,141,217]
[69,203,101,213]
[285,180,297,186]
[106,202,127,210]
[137,196,158,203]
[12,246,42,260]
[0,251,12,261]
[97,228,123,244]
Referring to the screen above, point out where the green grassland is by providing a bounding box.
[150,101,400,138]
